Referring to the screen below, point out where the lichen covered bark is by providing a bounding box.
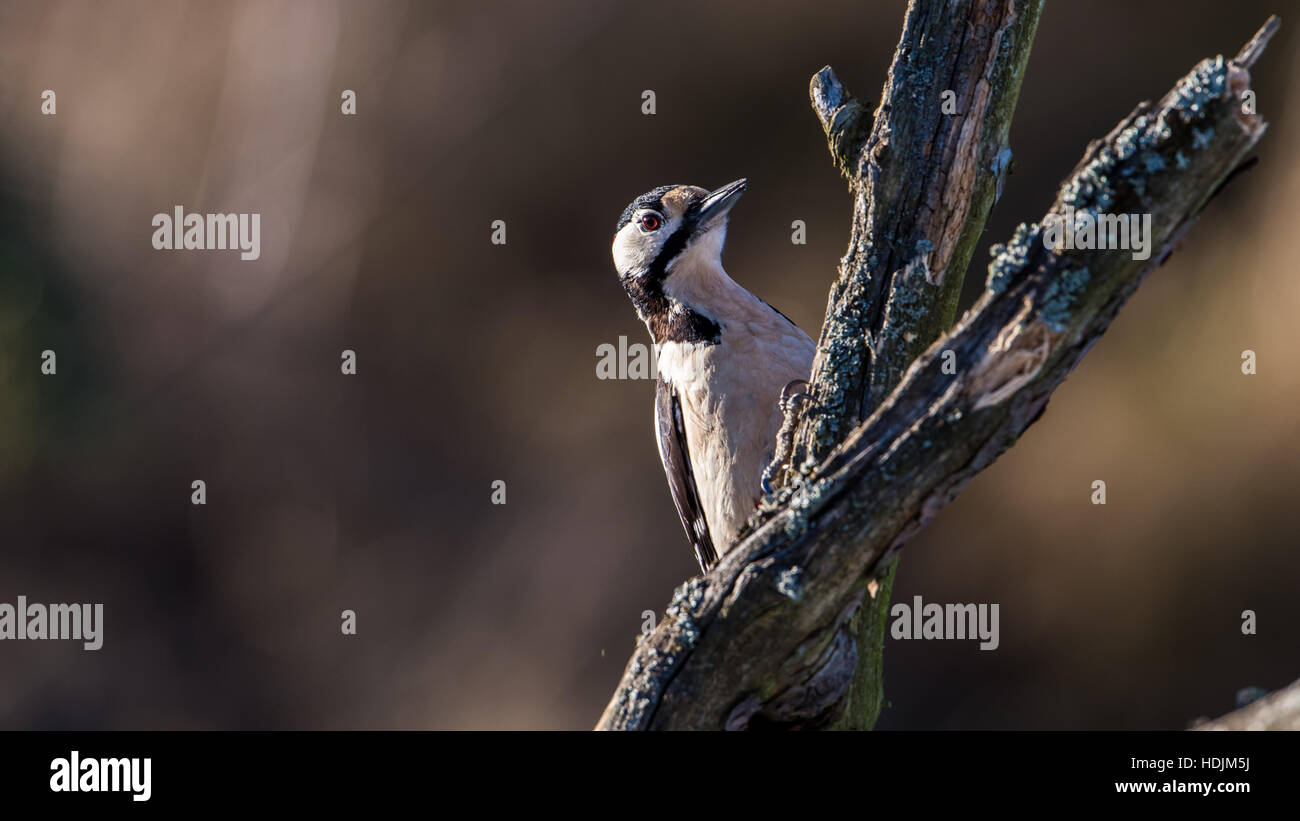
[790,0,1045,478]
[599,13,1277,732]
[794,0,1044,731]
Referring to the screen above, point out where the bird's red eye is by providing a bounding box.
[640,214,662,231]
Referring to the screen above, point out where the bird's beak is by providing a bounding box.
[696,178,747,226]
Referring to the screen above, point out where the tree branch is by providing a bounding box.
[1195,678,1300,731]
[598,13,1278,730]
[783,0,1044,484]
[791,0,1044,730]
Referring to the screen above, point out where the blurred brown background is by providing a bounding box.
[0,0,1295,729]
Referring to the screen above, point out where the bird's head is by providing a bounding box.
[611,179,746,285]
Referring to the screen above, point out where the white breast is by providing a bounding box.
[656,263,814,554]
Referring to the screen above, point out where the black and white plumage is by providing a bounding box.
[612,180,815,573]
[654,379,717,572]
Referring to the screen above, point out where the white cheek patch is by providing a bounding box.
[612,214,682,277]
[612,228,653,277]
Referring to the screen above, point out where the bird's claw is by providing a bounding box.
[779,379,810,407]
[762,380,815,496]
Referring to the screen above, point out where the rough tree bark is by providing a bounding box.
[1195,678,1300,731]
[788,0,1043,729]
[597,4,1279,730]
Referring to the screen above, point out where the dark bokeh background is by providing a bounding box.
[0,0,1295,729]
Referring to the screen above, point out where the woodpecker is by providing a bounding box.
[612,180,815,572]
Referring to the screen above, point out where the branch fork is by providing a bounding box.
[599,6,1279,731]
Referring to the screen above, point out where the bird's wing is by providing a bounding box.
[655,378,719,573]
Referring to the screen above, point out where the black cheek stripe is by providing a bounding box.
[646,203,700,281]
